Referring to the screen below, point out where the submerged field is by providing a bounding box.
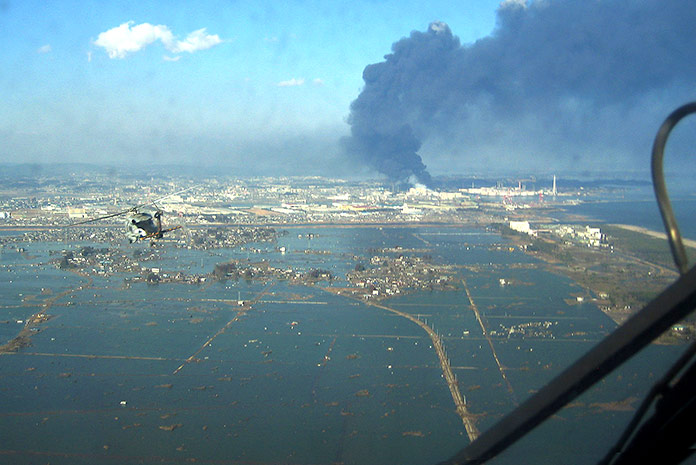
[0,226,684,464]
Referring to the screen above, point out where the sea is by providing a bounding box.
[0,195,693,464]
[561,186,696,240]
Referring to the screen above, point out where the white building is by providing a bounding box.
[509,220,536,236]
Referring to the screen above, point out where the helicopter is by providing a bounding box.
[68,187,192,243]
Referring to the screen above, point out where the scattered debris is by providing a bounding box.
[159,423,183,432]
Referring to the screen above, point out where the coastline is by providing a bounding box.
[611,223,696,249]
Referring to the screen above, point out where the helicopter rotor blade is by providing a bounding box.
[67,207,135,226]
[147,186,194,208]
[65,187,193,228]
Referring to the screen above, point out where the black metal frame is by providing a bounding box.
[599,339,696,465]
[438,103,696,465]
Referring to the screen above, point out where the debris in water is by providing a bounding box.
[159,423,183,432]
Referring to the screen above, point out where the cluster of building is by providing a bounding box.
[0,171,582,229]
[186,227,281,250]
[346,252,458,299]
[210,259,333,286]
[489,320,558,339]
[509,220,608,248]
[55,245,159,277]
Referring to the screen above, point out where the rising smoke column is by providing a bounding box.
[342,124,431,185]
[345,1,696,177]
[343,21,462,185]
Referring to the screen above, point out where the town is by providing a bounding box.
[2,166,597,230]
[0,165,690,339]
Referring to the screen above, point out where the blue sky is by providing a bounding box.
[0,0,500,173]
[2,0,694,179]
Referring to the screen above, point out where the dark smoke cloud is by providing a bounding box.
[342,124,431,185]
[343,20,460,184]
[345,0,696,180]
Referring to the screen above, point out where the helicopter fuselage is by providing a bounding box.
[68,186,191,244]
[126,211,161,243]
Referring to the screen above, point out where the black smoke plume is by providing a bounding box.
[343,21,459,185]
[342,124,431,185]
[345,1,696,178]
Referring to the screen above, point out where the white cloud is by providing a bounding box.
[168,28,222,53]
[428,21,450,34]
[94,22,172,58]
[312,78,324,86]
[163,55,181,62]
[94,21,222,59]
[277,78,305,87]
[37,44,52,54]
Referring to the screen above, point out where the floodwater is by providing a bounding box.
[0,226,685,464]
